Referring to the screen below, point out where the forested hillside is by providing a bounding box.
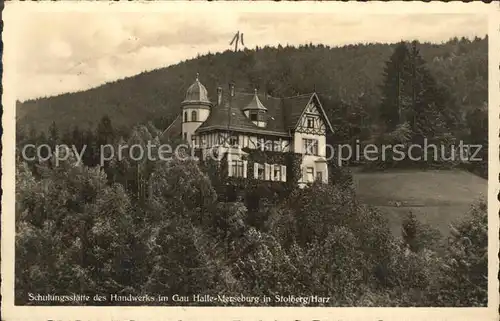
[17,36,487,134]
[15,37,489,306]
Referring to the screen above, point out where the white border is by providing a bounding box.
[2,2,499,320]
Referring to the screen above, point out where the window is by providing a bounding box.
[184,111,188,122]
[231,160,244,178]
[191,110,198,122]
[191,136,196,147]
[183,132,188,141]
[254,163,265,180]
[242,136,249,148]
[218,134,225,145]
[273,165,281,181]
[306,167,315,182]
[316,171,323,182]
[306,117,315,128]
[303,138,318,155]
[250,112,258,121]
[229,135,238,146]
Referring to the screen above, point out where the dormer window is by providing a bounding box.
[243,89,268,128]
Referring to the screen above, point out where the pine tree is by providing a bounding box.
[380,41,452,146]
[96,115,115,147]
[48,121,59,149]
[96,115,115,170]
[379,42,411,131]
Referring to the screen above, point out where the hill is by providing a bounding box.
[352,169,488,236]
[16,36,487,133]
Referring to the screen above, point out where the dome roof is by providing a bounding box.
[242,89,267,111]
[182,73,211,106]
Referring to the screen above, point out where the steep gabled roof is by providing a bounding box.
[282,94,314,131]
[286,92,334,133]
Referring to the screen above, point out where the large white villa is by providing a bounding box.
[161,74,334,185]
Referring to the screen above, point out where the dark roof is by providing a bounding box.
[196,91,289,136]
[159,115,182,142]
[242,90,268,111]
[282,94,315,131]
[162,89,332,137]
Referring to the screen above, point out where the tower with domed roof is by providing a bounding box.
[181,73,212,144]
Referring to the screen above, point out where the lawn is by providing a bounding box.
[351,169,488,237]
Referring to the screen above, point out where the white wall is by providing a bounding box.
[181,105,210,144]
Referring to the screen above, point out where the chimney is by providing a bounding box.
[217,86,222,105]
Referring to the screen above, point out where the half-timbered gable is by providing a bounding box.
[293,93,333,136]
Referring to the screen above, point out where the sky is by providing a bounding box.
[11,8,488,101]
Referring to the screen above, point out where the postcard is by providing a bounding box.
[2,1,499,320]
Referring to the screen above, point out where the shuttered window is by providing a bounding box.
[264,163,271,180]
[243,161,248,178]
[254,163,265,180]
[230,160,244,178]
[281,165,287,182]
[273,165,281,181]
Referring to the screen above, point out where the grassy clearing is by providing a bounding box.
[351,169,487,236]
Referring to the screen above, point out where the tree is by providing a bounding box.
[379,42,411,131]
[48,121,60,149]
[379,41,452,143]
[15,154,141,304]
[438,199,488,306]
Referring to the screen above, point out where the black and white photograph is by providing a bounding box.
[2,1,498,320]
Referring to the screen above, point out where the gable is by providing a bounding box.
[305,101,320,115]
[288,93,333,134]
[296,111,326,134]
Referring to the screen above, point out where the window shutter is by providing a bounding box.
[269,164,275,181]
[254,163,259,179]
[227,160,233,177]
[243,161,248,178]
[281,165,287,182]
[264,163,270,180]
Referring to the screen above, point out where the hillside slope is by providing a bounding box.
[17,37,487,132]
[352,169,487,236]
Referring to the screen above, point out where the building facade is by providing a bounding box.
[161,74,334,186]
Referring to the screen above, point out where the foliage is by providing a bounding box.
[14,38,489,307]
[402,211,443,253]
[437,200,488,306]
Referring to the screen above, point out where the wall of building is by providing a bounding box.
[196,131,291,152]
[181,105,210,143]
[293,132,328,184]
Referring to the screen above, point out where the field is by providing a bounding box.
[352,169,488,237]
